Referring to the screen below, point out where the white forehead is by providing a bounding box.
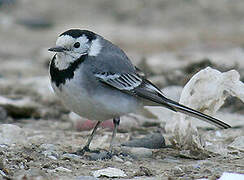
[56,35,89,46]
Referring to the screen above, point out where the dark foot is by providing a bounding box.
[73,146,101,156]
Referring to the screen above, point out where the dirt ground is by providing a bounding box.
[0,0,244,179]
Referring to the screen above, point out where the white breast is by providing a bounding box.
[51,69,141,121]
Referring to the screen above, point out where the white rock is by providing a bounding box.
[93,167,127,178]
[228,136,244,152]
[165,67,244,149]
[55,167,72,173]
[113,156,124,162]
[218,172,244,180]
[0,124,26,145]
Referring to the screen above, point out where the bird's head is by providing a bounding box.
[49,29,102,69]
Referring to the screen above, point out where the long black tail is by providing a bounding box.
[131,79,231,129]
[164,98,231,129]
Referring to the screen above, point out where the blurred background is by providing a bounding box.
[1,0,243,116]
[0,0,244,178]
[1,0,244,82]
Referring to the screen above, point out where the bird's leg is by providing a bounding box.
[75,121,101,155]
[109,117,120,152]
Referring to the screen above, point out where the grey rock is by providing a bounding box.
[122,133,166,149]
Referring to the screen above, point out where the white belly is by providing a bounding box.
[51,72,141,121]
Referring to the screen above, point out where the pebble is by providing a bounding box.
[93,167,127,178]
[47,155,57,160]
[55,167,72,173]
[62,153,80,161]
[122,133,166,149]
[113,155,124,162]
[121,147,153,159]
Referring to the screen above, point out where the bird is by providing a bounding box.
[48,29,231,154]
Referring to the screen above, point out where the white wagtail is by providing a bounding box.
[48,29,231,153]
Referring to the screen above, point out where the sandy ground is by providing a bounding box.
[0,0,244,179]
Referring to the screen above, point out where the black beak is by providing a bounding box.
[48,46,68,52]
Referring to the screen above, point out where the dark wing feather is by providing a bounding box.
[94,72,231,129]
[94,72,142,90]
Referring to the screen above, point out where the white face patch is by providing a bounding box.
[54,35,91,70]
[89,38,102,56]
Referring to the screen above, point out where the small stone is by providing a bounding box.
[47,155,57,160]
[113,156,124,162]
[55,167,72,173]
[93,167,127,178]
[121,147,153,159]
[62,153,80,161]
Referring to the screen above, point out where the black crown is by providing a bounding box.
[60,29,96,41]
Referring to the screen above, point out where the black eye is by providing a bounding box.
[74,42,80,48]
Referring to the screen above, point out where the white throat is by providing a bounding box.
[55,53,75,70]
